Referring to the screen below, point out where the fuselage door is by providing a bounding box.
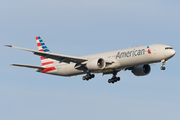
[152,47,157,54]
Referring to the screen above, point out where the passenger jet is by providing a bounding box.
[5,36,176,83]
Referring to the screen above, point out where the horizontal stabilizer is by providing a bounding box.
[11,64,45,69]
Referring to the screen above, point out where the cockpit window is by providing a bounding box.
[165,47,173,50]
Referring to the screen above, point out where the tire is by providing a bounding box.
[91,74,95,78]
[87,74,90,78]
[82,76,86,80]
[161,66,166,70]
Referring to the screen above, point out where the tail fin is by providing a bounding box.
[36,36,55,66]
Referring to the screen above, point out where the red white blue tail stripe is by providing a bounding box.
[36,36,50,52]
[36,36,56,68]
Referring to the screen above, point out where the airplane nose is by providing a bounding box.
[165,49,176,59]
[172,49,176,56]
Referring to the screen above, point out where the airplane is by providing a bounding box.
[5,36,176,84]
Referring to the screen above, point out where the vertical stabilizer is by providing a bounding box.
[36,36,55,66]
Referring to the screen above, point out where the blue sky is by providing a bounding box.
[0,0,180,120]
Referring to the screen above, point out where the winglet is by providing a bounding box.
[4,45,12,47]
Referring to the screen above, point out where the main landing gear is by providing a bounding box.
[108,71,120,84]
[161,59,168,70]
[82,71,121,84]
[82,73,95,81]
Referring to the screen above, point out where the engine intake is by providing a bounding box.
[86,58,106,71]
[132,64,151,76]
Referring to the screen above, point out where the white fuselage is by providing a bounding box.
[42,44,175,76]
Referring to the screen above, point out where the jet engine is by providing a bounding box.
[86,58,106,71]
[132,64,151,76]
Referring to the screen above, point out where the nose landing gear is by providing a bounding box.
[161,59,168,70]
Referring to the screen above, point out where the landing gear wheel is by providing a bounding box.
[85,76,89,80]
[82,73,95,81]
[108,79,112,83]
[87,74,90,78]
[161,66,166,70]
[82,76,86,80]
[91,74,95,78]
[108,77,120,84]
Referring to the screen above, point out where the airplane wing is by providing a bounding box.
[5,45,88,63]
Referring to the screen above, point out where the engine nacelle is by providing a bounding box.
[86,58,106,71]
[132,64,151,76]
